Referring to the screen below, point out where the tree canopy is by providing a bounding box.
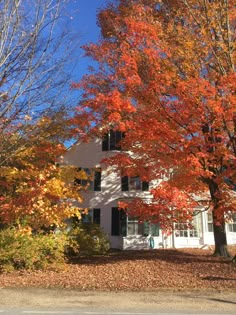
[0,0,81,230]
[74,0,236,256]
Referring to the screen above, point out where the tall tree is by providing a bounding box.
[74,0,236,256]
[0,0,82,229]
[0,0,77,166]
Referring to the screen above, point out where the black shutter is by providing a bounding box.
[110,130,116,150]
[94,169,101,191]
[115,131,122,150]
[74,167,82,186]
[93,208,101,225]
[111,207,120,236]
[102,133,109,151]
[142,181,149,191]
[120,209,127,236]
[121,176,129,191]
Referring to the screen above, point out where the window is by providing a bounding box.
[150,222,160,236]
[129,176,142,191]
[121,176,149,192]
[111,207,127,236]
[93,208,101,225]
[207,212,213,232]
[175,223,199,237]
[74,168,101,191]
[127,217,144,235]
[81,209,92,223]
[175,214,201,238]
[174,223,189,237]
[102,130,124,151]
[228,213,236,232]
[111,207,159,236]
[82,208,101,225]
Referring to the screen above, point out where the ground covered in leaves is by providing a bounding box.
[0,248,235,291]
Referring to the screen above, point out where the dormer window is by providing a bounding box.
[102,130,124,151]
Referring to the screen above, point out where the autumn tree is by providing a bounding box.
[0,0,83,229]
[0,0,77,166]
[0,114,83,230]
[74,0,236,256]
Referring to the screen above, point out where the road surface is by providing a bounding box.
[0,288,235,315]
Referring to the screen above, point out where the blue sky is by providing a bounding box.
[66,0,109,81]
[62,0,110,145]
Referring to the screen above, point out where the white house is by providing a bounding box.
[61,131,236,250]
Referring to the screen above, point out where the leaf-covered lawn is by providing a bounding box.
[0,248,235,290]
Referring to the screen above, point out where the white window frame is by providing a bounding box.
[174,214,201,238]
[228,213,236,232]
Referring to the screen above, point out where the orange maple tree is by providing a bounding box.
[73,0,236,256]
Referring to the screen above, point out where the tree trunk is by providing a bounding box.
[208,180,231,257]
[213,221,231,257]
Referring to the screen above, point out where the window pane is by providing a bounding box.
[151,223,160,236]
[114,130,122,150]
[120,209,127,236]
[208,223,213,232]
[93,208,100,225]
[94,169,101,191]
[109,130,116,150]
[208,213,213,221]
[228,223,236,232]
[233,224,236,232]
[127,217,143,235]
[129,176,141,191]
[82,210,92,223]
[128,222,135,235]
[121,176,129,191]
[138,222,144,235]
[111,207,127,236]
[142,181,149,191]
[207,212,213,232]
[111,207,120,236]
[143,221,150,236]
[102,133,109,151]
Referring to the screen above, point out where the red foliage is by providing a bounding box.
[72,0,236,253]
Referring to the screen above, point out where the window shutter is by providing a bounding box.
[143,221,150,236]
[115,130,122,150]
[102,133,109,151]
[120,209,127,236]
[74,167,82,186]
[142,181,149,191]
[151,223,160,236]
[111,207,120,236]
[109,130,116,150]
[121,176,129,191]
[94,169,101,191]
[93,208,101,225]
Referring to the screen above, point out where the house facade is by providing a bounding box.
[61,133,236,250]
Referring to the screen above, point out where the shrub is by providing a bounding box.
[0,227,68,272]
[67,223,110,256]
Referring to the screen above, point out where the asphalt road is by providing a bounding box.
[0,310,235,315]
[0,288,235,315]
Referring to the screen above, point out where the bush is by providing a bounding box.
[67,223,110,256]
[0,227,68,272]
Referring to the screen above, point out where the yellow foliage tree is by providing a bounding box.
[0,117,83,231]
